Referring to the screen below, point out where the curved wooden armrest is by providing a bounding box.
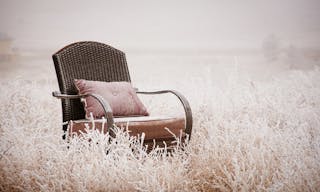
[136,90,193,139]
[52,91,114,130]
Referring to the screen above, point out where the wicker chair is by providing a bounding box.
[52,41,192,149]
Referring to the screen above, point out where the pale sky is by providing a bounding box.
[1,0,320,51]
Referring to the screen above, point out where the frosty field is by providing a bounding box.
[0,53,320,191]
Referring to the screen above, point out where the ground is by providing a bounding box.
[0,52,319,191]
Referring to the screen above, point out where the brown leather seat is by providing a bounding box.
[69,116,185,143]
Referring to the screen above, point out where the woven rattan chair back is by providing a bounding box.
[53,41,131,131]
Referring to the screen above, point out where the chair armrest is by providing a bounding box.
[136,90,193,139]
[52,91,114,130]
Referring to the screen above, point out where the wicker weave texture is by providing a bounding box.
[53,41,131,127]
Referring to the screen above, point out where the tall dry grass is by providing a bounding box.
[0,67,320,191]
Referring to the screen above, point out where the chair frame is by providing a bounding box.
[52,41,192,139]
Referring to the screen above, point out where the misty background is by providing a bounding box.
[0,0,320,84]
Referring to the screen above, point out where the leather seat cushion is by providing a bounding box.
[69,116,185,141]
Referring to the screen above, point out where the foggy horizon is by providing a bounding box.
[1,0,320,52]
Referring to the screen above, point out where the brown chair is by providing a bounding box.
[52,41,192,150]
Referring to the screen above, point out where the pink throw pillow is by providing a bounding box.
[74,79,149,118]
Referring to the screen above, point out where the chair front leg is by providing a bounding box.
[52,91,114,131]
[136,90,193,139]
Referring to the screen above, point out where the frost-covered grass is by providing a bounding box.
[0,67,320,191]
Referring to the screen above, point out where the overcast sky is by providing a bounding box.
[1,0,320,51]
